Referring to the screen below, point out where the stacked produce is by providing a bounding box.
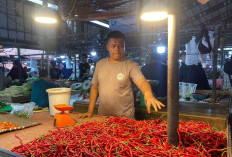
[0,102,12,112]
[11,117,227,156]
[0,85,31,97]
[0,120,19,132]
[0,82,33,103]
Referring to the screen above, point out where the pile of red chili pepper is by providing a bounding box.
[11,117,227,157]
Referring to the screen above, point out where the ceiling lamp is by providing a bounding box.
[34,0,57,24]
[140,0,168,21]
[157,46,166,54]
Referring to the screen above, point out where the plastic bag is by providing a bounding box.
[10,102,35,118]
[185,36,199,65]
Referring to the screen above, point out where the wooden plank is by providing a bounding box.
[196,90,231,95]
[72,114,108,124]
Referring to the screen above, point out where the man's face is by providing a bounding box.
[106,38,125,61]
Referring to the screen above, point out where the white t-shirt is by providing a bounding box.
[92,57,145,118]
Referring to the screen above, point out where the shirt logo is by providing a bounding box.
[117,73,124,80]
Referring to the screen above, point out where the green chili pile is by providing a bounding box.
[11,117,227,156]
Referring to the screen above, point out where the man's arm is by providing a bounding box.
[79,84,99,118]
[135,78,165,113]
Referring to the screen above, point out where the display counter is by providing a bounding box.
[0,96,230,154]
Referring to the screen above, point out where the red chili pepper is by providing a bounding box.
[11,117,227,157]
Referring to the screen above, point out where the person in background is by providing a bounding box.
[31,69,57,108]
[141,53,167,97]
[61,57,73,79]
[79,31,165,119]
[179,52,210,90]
[0,67,6,91]
[61,64,73,79]
[50,61,61,80]
[79,54,90,81]
[23,66,32,78]
[7,60,28,82]
[223,56,232,90]
[179,52,187,82]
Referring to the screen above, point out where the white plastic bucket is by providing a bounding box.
[46,88,71,116]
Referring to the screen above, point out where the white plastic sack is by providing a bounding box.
[10,102,35,118]
[185,36,199,65]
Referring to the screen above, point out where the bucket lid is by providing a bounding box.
[46,88,71,93]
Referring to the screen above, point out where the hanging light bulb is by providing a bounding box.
[34,0,57,24]
[140,0,168,21]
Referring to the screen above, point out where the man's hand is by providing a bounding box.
[135,78,165,113]
[144,92,165,113]
[77,112,93,119]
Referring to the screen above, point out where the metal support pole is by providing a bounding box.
[74,55,77,80]
[47,51,50,80]
[167,0,180,146]
[17,47,22,84]
[41,51,44,69]
[212,26,221,102]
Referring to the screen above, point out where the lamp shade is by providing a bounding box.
[140,0,168,21]
[34,6,57,24]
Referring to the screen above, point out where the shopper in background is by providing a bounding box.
[79,54,90,81]
[79,31,165,119]
[61,57,73,79]
[179,52,187,82]
[31,69,57,108]
[50,61,61,80]
[179,52,210,90]
[7,60,28,82]
[223,56,232,90]
[141,53,167,97]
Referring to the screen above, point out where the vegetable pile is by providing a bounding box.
[0,102,12,112]
[11,117,227,157]
[0,102,8,109]
[0,82,32,98]
[0,120,19,132]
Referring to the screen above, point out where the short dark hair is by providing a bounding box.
[13,60,20,66]
[39,69,48,77]
[107,31,125,43]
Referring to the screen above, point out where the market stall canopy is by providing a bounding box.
[54,0,232,27]
[51,0,232,49]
